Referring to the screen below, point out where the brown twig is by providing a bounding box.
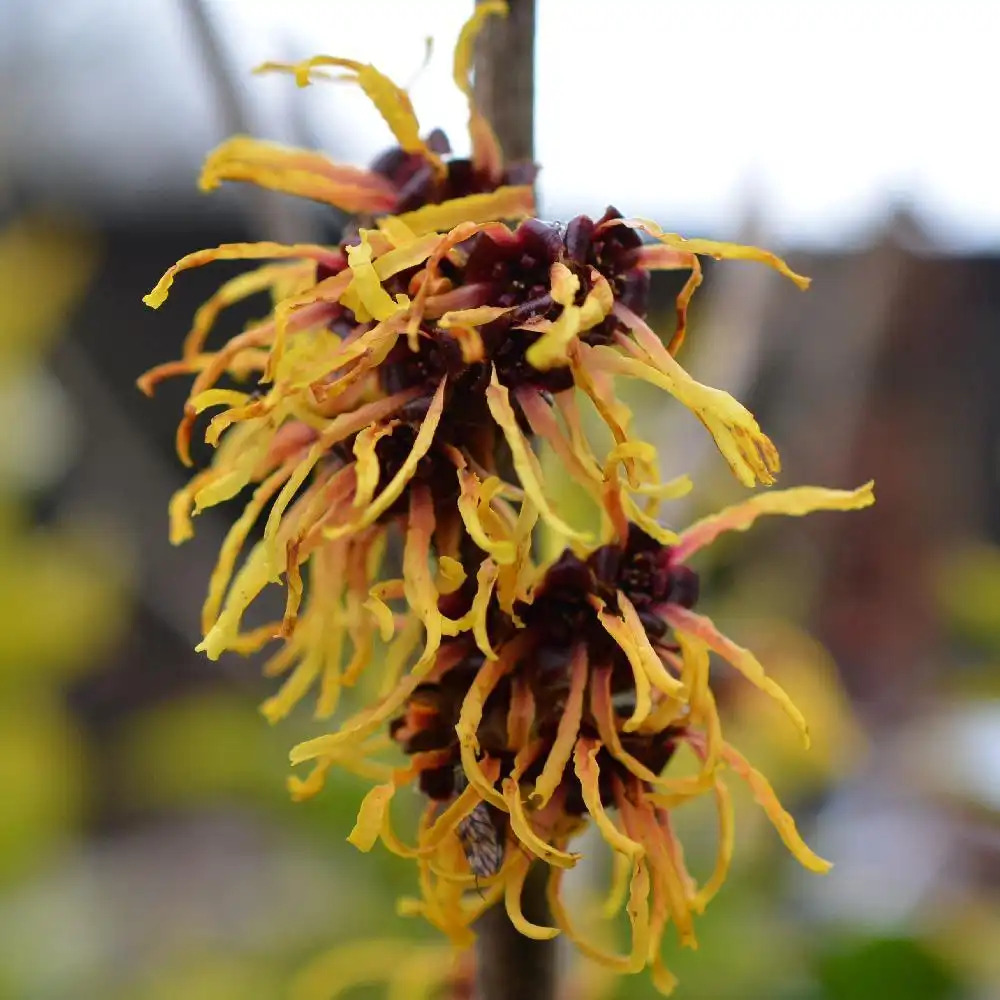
[475,863,557,1000]
[474,0,536,164]
[472,4,550,998]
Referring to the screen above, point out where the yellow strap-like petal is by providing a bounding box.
[486,369,588,541]
[199,135,399,212]
[396,187,535,236]
[504,852,561,940]
[531,646,589,806]
[574,739,646,860]
[502,778,581,869]
[325,378,447,540]
[621,217,811,290]
[663,604,809,746]
[453,1,507,175]
[143,241,341,308]
[255,57,442,171]
[722,743,832,873]
[673,481,876,562]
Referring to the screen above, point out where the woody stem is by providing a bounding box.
[475,863,557,1000]
[474,0,536,164]
[473,4,551,998]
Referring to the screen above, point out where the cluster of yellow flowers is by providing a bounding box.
[141,4,873,993]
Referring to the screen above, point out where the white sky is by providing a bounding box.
[4,0,998,250]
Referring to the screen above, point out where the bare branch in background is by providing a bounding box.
[178,0,312,244]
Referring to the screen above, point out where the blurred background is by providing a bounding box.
[1,1,998,997]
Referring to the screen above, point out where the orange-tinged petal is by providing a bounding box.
[453,1,507,176]
[721,743,832,873]
[143,242,341,308]
[517,386,604,495]
[662,605,809,746]
[593,332,779,488]
[668,255,703,355]
[574,739,646,861]
[486,369,588,541]
[673,481,876,563]
[619,792,696,950]
[506,675,536,752]
[396,187,535,236]
[636,245,697,271]
[532,646,588,806]
[504,852,561,940]
[182,261,313,359]
[591,598,653,731]
[620,218,811,290]
[199,135,399,212]
[255,57,442,171]
[325,378,446,540]
[502,778,581,869]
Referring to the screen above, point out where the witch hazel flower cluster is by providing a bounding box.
[141,5,873,992]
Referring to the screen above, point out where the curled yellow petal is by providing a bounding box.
[402,485,443,667]
[502,778,581,869]
[532,645,588,806]
[574,739,645,861]
[347,782,396,852]
[199,135,398,212]
[486,369,587,541]
[693,776,734,912]
[527,266,613,370]
[592,333,779,488]
[617,591,685,698]
[256,57,441,170]
[344,231,407,322]
[364,583,397,642]
[504,852,561,940]
[456,653,512,810]
[663,604,808,746]
[622,217,811,290]
[557,856,651,976]
[396,187,535,236]
[591,599,653,731]
[721,743,832,873]
[673,481,876,562]
[143,242,341,308]
[352,422,396,510]
[181,262,310,359]
[326,378,447,540]
[457,469,516,564]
